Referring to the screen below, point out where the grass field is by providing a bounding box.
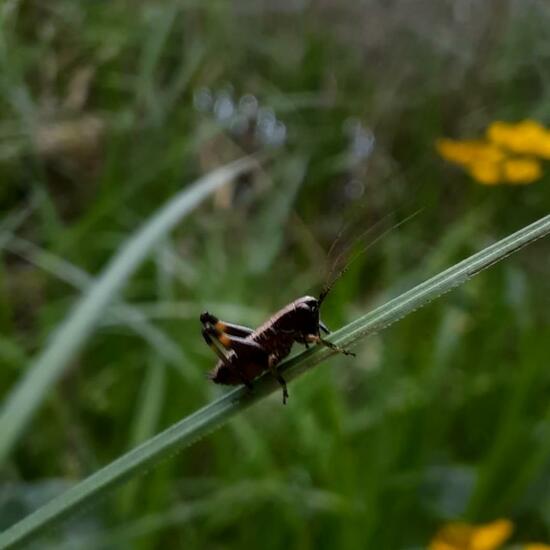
[1,1,550,548]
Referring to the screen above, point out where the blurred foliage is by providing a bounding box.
[1,0,550,548]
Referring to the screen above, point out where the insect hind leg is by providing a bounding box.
[211,334,272,395]
[201,317,248,363]
[202,328,231,364]
[202,326,260,389]
[200,311,254,337]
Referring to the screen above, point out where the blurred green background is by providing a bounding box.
[1,1,550,548]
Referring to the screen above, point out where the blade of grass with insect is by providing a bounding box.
[1,213,548,550]
[0,156,261,465]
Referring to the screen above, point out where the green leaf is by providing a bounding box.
[1,213,548,549]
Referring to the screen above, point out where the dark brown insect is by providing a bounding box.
[200,210,419,403]
[200,283,354,404]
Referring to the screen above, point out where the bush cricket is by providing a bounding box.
[200,288,354,405]
[200,211,419,404]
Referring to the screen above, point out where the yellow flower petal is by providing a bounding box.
[437,122,548,185]
[430,541,467,550]
[533,136,550,159]
[429,522,476,550]
[487,120,550,159]
[470,519,513,549]
[487,121,526,151]
[468,160,502,185]
[436,139,505,167]
[429,519,513,550]
[502,158,542,184]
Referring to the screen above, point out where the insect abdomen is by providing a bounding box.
[209,355,263,385]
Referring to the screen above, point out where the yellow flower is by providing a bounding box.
[502,158,542,184]
[465,157,541,186]
[487,120,550,159]
[429,519,513,550]
[436,139,505,167]
[468,160,501,185]
[436,120,549,185]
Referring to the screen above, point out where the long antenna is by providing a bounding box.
[322,209,399,291]
[318,208,423,305]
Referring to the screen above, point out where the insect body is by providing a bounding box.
[200,294,354,404]
[200,210,420,403]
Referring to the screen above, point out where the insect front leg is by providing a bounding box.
[303,323,328,349]
[306,334,355,357]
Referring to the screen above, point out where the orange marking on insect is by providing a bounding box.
[218,333,231,348]
[215,321,227,333]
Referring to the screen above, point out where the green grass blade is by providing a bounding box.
[325,213,550,357]
[0,156,260,464]
[1,214,548,549]
[0,234,192,378]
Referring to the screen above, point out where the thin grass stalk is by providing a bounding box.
[1,214,548,549]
